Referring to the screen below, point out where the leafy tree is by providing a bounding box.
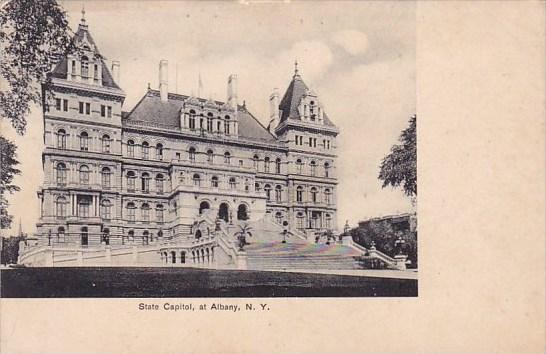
[0,136,21,229]
[0,235,23,264]
[379,115,417,199]
[1,0,74,134]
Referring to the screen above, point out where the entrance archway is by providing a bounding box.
[199,201,210,215]
[218,203,229,222]
[237,204,248,220]
[195,230,202,239]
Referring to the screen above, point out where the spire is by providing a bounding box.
[81,4,86,24]
[294,59,300,77]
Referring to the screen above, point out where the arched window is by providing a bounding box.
[296,212,305,229]
[142,230,149,245]
[193,173,201,187]
[296,159,303,174]
[211,176,219,188]
[310,187,318,203]
[296,186,303,203]
[199,201,210,215]
[78,197,91,217]
[127,202,136,222]
[156,204,164,223]
[179,171,185,184]
[141,203,150,222]
[324,162,330,177]
[156,143,163,160]
[101,199,112,219]
[264,184,272,201]
[101,167,111,189]
[255,182,261,192]
[275,185,282,202]
[325,188,332,204]
[275,212,282,224]
[253,155,259,170]
[224,115,231,135]
[207,149,214,164]
[127,140,135,157]
[224,151,231,164]
[155,174,164,194]
[189,110,196,130]
[141,141,149,159]
[79,165,89,185]
[310,161,317,176]
[56,163,67,186]
[101,134,111,153]
[81,56,89,78]
[229,177,236,190]
[141,172,150,192]
[55,196,67,218]
[275,158,281,174]
[80,131,89,151]
[126,171,136,191]
[309,100,316,121]
[264,157,270,173]
[57,129,67,149]
[207,113,214,132]
[188,147,196,163]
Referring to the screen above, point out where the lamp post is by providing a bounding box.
[394,235,406,255]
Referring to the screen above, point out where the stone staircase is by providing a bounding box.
[244,242,363,271]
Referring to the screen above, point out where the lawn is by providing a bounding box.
[0,267,417,298]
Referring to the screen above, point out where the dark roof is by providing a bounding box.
[278,73,335,127]
[49,23,121,90]
[125,90,278,143]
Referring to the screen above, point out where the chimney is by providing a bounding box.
[227,74,238,110]
[159,59,168,102]
[111,61,120,84]
[268,88,280,135]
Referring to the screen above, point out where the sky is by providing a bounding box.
[1,1,415,236]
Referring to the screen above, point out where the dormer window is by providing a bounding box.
[71,60,76,75]
[93,64,99,81]
[309,101,316,121]
[189,110,196,130]
[81,56,89,78]
[224,116,231,135]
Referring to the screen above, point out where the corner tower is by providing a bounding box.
[274,63,339,234]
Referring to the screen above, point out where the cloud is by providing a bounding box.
[331,29,369,56]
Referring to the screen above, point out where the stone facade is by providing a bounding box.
[36,18,339,247]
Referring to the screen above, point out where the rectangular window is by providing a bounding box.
[239,160,243,167]
[176,152,181,161]
[85,103,90,115]
[107,106,112,118]
[127,178,135,192]
[79,102,84,114]
[101,105,106,117]
[55,98,61,111]
[156,208,164,223]
[93,64,99,80]
[63,99,68,112]
[127,208,135,222]
[308,137,312,147]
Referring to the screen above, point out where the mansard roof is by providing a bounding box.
[124,89,278,143]
[278,73,335,127]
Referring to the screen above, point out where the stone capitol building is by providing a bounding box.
[19,14,407,270]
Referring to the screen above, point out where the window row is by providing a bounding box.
[125,202,165,223]
[256,184,285,202]
[295,211,333,229]
[295,186,333,204]
[56,129,114,153]
[126,140,164,160]
[294,134,332,150]
[181,173,252,192]
[295,159,331,177]
[185,110,233,134]
[126,171,167,193]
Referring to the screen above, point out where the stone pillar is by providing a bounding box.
[236,252,247,270]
